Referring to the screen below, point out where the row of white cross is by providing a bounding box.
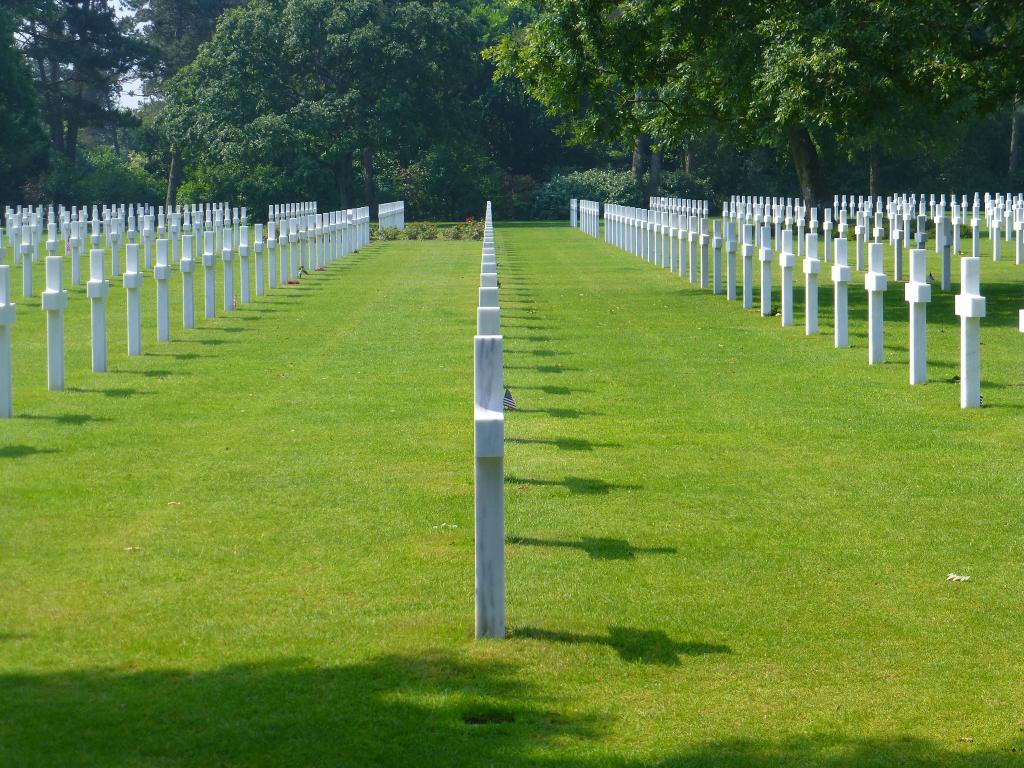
[0,201,374,418]
[473,202,504,640]
[377,201,406,231]
[0,202,373,298]
[573,198,998,410]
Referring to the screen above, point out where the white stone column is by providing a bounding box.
[203,230,216,319]
[238,225,251,304]
[0,265,13,417]
[180,235,195,329]
[41,248,68,391]
[955,257,985,409]
[688,224,697,283]
[779,229,795,326]
[70,222,82,285]
[865,242,887,364]
[268,221,279,289]
[254,224,265,296]
[289,217,299,281]
[940,215,952,292]
[20,226,32,297]
[725,221,737,301]
[87,248,108,372]
[143,215,154,270]
[742,224,754,309]
[699,222,710,289]
[222,227,235,310]
[803,233,819,335]
[905,248,931,385]
[832,238,850,348]
[855,220,865,271]
[712,222,722,295]
[154,239,171,341]
[124,244,143,354]
[474,333,505,640]
[759,226,773,316]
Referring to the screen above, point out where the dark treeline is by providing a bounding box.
[1,0,1022,220]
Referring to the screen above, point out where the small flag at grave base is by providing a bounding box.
[503,388,517,410]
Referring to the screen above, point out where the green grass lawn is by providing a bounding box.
[1,222,1023,766]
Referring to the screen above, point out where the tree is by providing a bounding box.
[17,0,148,164]
[162,0,486,214]
[0,6,47,195]
[489,0,983,204]
[124,0,246,206]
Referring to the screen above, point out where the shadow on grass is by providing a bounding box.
[0,652,608,766]
[505,365,580,374]
[508,536,674,560]
[507,437,618,451]
[146,351,203,361]
[512,626,729,666]
[513,385,592,396]
[65,386,145,398]
[17,412,111,425]
[0,445,59,459]
[513,408,600,419]
[506,475,639,495]
[196,338,234,346]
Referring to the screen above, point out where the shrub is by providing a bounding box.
[377,226,401,241]
[402,222,440,240]
[531,169,642,220]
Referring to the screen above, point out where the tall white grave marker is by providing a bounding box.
[180,234,195,329]
[20,225,32,297]
[254,224,265,296]
[124,243,142,354]
[865,242,887,364]
[955,257,985,409]
[833,238,850,348]
[222,227,235,310]
[474,333,505,639]
[779,229,795,326]
[154,239,171,341]
[742,224,754,309]
[267,221,279,289]
[203,230,216,319]
[759,226,773,317]
[41,238,68,390]
[803,232,819,335]
[238,225,251,304]
[905,248,931,385]
[0,265,13,416]
[87,248,108,372]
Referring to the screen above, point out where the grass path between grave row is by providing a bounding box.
[2,223,1023,766]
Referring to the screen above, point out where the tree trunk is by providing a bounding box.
[649,150,662,199]
[362,147,376,215]
[631,133,650,188]
[785,124,829,208]
[336,155,354,209]
[868,146,880,197]
[683,145,693,174]
[1009,98,1022,180]
[166,148,182,209]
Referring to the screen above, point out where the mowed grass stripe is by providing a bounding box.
[498,223,1023,762]
[1,224,1022,766]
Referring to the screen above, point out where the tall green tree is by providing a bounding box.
[0,6,47,196]
[17,0,147,163]
[163,0,485,212]
[490,0,986,204]
[125,0,246,205]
